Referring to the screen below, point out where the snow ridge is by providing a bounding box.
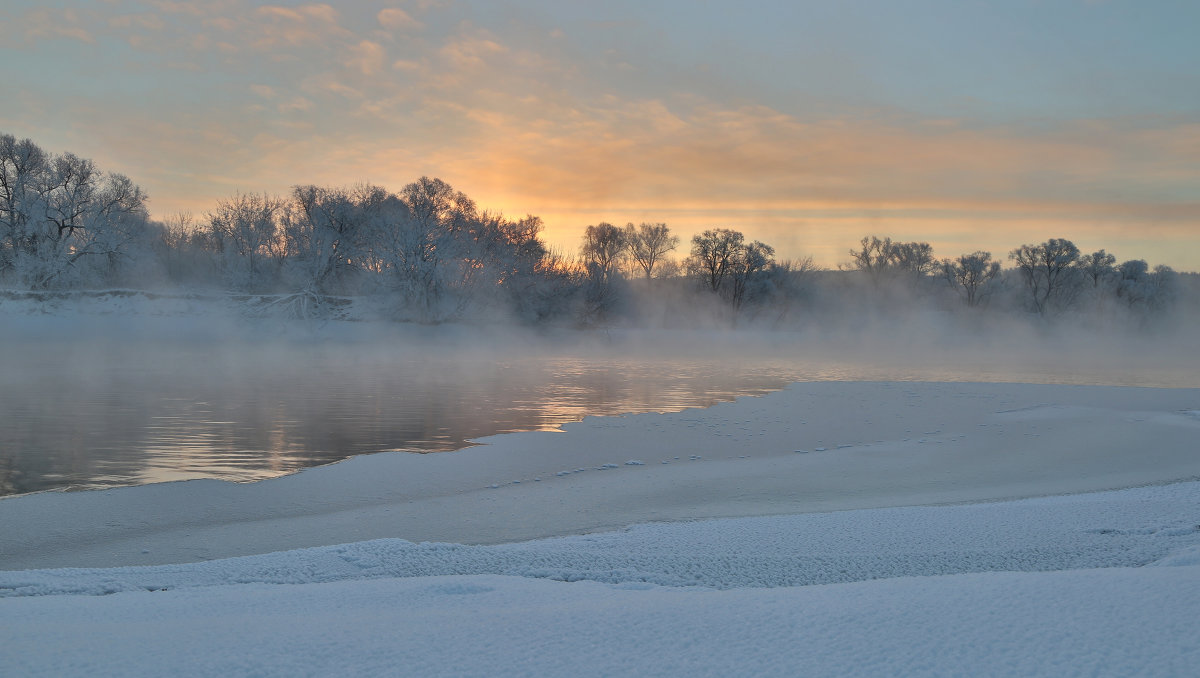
[5,480,1199,598]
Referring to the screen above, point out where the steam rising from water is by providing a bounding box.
[1,296,1196,497]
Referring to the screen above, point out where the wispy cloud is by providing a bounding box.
[4,0,1198,268]
[20,8,94,43]
[345,40,387,76]
[250,3,347,49]
[377,8,423,32]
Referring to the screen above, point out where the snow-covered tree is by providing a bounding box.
[941,252,1001,307]
[207,193,285,292]
[1009,238,1081,314]
[0,133,148,289]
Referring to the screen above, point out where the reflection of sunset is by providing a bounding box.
[10,340,1191,496]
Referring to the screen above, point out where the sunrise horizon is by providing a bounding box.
[3,0,1198,270]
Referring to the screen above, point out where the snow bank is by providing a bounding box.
[5,480,1199,597]
[2,569,1197,678]
[3,481,1199,677]
[4,381,1200,676]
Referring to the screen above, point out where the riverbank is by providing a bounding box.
[3,381,1198,570]
[4,380,1200,676]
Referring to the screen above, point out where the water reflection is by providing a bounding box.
[0,334,1194,497]
[0,345,805,496]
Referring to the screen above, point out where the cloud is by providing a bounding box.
[251,3,348,48]
[255,3,339,25]
[423,91,1197,215]
[377,8,423,32]
[346,40,387,76]
[6,1,1196,270]
[438,33,510,73]
[21,8,94,43]
[378,64,1198,267]
[108,13,167,31]
[277,97,314,114]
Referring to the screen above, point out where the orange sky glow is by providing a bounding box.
[3,1,1198,270]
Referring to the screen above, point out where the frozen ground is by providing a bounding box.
[2,381,1200,676]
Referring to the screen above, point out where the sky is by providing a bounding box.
[3,0,1198,270]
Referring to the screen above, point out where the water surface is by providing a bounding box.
[1,322,1193,497]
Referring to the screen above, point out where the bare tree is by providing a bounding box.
[889,241,936,283]
[727,240,776,312]
[1009,238,1081,314]
[848,235,934,287]
[941,251,1001,307]
[624,222,678,279]
[847,235,893,285]
[689,228,744,292]
[579,222,626,283]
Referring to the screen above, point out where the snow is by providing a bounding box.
[2,567,1198,678]
[3,482,1200,677]
[5,481,1200,596]
[3,380,1200,676]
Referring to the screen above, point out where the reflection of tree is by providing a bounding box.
[0,455,18,496]
[0,342,800,496]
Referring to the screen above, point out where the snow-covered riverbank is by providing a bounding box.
[4,479,1200,677]
[3,381,1198,570]
[3,381,1199,676]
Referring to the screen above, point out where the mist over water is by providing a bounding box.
[2,305,1196,498]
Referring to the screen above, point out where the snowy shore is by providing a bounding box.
[3,380,1200,676]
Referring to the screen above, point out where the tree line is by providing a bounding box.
[1,132,1190,327]
[844,234,1181,318]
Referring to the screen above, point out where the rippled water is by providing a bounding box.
[1,324,1194,497]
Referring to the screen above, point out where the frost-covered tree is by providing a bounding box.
[1147,265,1180,312]
[847,235,935,287]
[727,240,776,312]
[207,193,285,292]
[889,241,937,284]
[576,222,628,321]
[1080,249,1117,289]
[152,212,221,287]
[685,228,779,315]
[390,177,485,321]
[1113,260,1179,317]
[0,133,148,289]
[355,179,556,323]
[689,228,745,292]
[579,222,626,283]
[941,251,1002,307]
[284,184,384,295]
[847,235,893,285]
[624,222,678,279]
[1009,238,1081,314]
[1114,259,1151,307]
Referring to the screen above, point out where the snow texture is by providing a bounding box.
[2,482,1200,677]
[5,481,1199,598]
